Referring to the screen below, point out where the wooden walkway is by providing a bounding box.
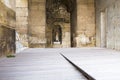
[0,48,87,80]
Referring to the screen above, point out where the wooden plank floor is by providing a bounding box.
[0,48,87,80]
[61,48,120,80]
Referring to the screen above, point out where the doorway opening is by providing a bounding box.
[46,0,77,48]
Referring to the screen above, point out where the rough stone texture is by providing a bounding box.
[0,1,15,28]
[52,23,71,48]
[28,0,46,48]
[16,0,28,48]
[28,0,96,48]
[76,0,96,47]
[0,0,16,57]
[0,0,16,11]
[96,0,120,50]
[46,0,71,48]
[0,26,15,57]
[0,0,96,49]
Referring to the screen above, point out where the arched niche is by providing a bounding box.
[46,0,77,48]
[52,25,62,44]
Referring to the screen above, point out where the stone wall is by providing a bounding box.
[46,0,71,48]
[16,0,29,49]
[0,0,16,56]
[96,0,116,47]
[28,0,96,48]
[96,0,120,50]
[28,0,46,48]
[0,1,15,28]
[0,26,15,57]
[76,0,96,47]
[0,0,16,11]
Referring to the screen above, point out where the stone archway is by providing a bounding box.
[45,0,76,48]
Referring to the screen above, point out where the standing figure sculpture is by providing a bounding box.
[55,31,59,42]
[52,25,62,44]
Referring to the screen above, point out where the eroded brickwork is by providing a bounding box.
[28,0,96,48]
[0,1,16,56]
[28,0,46,48]
[76,0,96,47]
[0,26,15,57]
[16,0,29,48]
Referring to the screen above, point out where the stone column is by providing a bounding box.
[16,0,29,49]
[76,0,96,47]
[28,0,46,48]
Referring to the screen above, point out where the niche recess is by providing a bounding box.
[46,0,77,48]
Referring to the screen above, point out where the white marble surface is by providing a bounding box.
[1,48,120,80]
[61,48,120,80]
[0,48,87,80]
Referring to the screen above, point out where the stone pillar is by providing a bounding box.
[16,0,29,50]
[76,0,96,47]
[28,0,46,48]
[62,23,71,48]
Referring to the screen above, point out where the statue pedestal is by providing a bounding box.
[53,42,62,48]
[53,42,60,44]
